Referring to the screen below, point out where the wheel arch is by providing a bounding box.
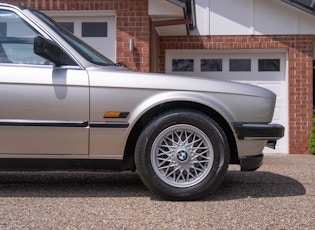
[123,101,239,170]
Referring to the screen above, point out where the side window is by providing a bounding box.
[0,10,48,65]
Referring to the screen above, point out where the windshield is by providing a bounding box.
[31,9,115,66]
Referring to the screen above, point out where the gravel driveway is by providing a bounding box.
[0,154,314,230]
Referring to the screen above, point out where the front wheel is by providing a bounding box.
[135,110,230,200]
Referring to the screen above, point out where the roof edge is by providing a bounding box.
[280,0,315,15]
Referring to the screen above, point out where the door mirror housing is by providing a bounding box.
[34,35,64,66]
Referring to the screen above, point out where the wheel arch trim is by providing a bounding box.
[123,91,239,166]
[128,91,235,129]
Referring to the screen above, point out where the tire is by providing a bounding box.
[135,109,230,201]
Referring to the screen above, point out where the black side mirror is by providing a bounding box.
[34,35,63,66]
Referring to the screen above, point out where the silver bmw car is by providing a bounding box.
[0,4,284,200]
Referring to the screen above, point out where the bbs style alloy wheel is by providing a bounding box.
[151,124,214,188]
[135,109,230,201]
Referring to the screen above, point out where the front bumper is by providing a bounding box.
[233,123,285,171]
[233,123,284,142]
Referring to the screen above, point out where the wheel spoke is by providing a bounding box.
[195,162,207,171]
[156,147,172,156]
[187,170,196,181]
[158,162,175,170]
[163,136,176,147]
[175,170,185,183]
[156,157,172,167]
[165,168,176,180]
[194,150,210,159]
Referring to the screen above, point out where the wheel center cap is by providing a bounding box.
[177,150,188,161]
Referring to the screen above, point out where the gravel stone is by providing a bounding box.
[0,154,314,230]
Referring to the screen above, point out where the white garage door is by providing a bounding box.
[46,11,116,62]
[166,50,288,154]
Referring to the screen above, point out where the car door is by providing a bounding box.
[0,9,89,156]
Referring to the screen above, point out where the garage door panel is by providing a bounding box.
[50,14,116,62]
[273,108,281,120]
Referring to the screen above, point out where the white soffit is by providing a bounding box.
[155,24,188,36]
[149,0,188,36]
[149,0,184,18]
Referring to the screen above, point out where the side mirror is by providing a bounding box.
[34,35,63,66]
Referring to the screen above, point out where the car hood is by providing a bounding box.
[87,66,276,99]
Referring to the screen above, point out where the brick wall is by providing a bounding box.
[159,35,313,154]
[7,0,151,72]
